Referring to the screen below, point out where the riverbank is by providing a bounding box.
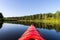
[42,18,60,25]
[4,18,60,25]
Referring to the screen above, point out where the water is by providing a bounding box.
[0,23,60,40]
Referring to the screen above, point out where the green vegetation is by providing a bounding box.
[4,11,60,25]
[4,11,60,32]
[0,11,60,31]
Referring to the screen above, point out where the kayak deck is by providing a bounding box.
[18,25,45,40]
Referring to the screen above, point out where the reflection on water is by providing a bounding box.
[4,21,60,32]
[0,23,28,40]
[0,22,60,40]
[0,22,3,29]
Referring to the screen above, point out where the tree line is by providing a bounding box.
[4,11,60,21]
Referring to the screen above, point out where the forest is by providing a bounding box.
[4,11,60,25]
[0,11,60,31]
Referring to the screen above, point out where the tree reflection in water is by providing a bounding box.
[4,21,60,32]
[0,22,3,29]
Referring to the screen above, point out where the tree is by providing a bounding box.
[0,12,3,18]
[55,11,60,18]
[0,12,4,21]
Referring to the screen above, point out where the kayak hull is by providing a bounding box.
[18,25,45,40]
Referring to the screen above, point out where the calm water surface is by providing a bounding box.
[0,23,60,40]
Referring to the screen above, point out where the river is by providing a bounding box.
[0,23,60,40]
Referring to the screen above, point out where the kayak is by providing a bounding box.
[18,25,45,40]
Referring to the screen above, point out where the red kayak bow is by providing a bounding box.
[18,25,45,40]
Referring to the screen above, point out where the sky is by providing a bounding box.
[0,0,60,17]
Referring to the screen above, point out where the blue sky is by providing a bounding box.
[0,0,60,17]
